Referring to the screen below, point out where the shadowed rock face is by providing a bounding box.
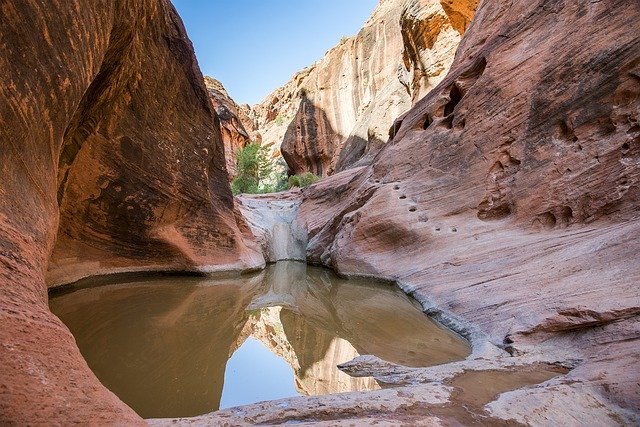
[249,0,477,176]
[281,94,343,177]
[0,0,261,423]
[295,0,640,419]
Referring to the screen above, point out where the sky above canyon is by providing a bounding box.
[172,0,377,105]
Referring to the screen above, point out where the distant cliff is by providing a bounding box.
[204,76,258,178]
[245,0,478,176]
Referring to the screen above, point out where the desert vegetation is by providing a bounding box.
[231,143,320,195]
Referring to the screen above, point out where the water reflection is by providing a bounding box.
[49,261,469,418]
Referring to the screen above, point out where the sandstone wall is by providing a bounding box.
[0,0,261,423]
[247,0,476,177]
[296,0,640,417]
[204,76,258,178]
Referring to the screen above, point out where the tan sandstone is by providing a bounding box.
[246,0,475,177]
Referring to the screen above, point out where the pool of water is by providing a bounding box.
[49,261,470,419]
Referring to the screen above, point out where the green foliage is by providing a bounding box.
[231,143,273,195]
[230,143,321,195]
[288,172,321,189]
[275,114,286,126]
[231,175,258,195]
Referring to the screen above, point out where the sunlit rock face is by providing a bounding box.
[245,0,477,176]
[297,0,640,420]
[204,77,258,179]
[0,0,261,423]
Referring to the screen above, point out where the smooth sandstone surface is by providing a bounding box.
[168,0,640,424]
[0,0,261,423]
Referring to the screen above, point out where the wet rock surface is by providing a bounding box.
[237,193,308,262]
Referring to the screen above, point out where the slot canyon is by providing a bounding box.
[1,0,639,425]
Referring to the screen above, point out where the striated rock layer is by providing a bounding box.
[165,0,638,424]
[0,0,262,423]
[248,0,477,177]
[293,0,640,421]
[204,76,258,178]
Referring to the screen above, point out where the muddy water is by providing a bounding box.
[49,261,470,419]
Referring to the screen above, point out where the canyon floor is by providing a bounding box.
[147,192,640,426]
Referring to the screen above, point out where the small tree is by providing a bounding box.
[231,143,273,195]
[288,172,320,189]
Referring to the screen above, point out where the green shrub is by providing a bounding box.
[275,114,286,126]
[273,170,290,192]
[288,172,321,189]
[231,143,295,195]
[231,175,258,195]
[231,143,273,195]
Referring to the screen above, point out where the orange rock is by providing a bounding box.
[251,0,478,176]
[0,0,261,423]
[204,76,257,179]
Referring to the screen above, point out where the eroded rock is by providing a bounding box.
[290,0,640,422]
[204,76,257,178]
[0,0,261,423]
[248,0,476,176]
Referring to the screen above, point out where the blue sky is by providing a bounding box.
[172,0,377,105]
[220,338,299,408]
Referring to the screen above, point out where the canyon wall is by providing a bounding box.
[204,76,258,178]
[296,0,640,419]
[246,0,477,177]
[0,0,261,423]
[2,0,639,424]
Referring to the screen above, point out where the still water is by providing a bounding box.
[49,261,470,419]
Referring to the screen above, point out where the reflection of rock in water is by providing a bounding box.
[239,261,469,395]
[243,306,379,395]
[50,275,264,418]
[280,309,380,394]
[51,262,469,417]
[241,261,378,396]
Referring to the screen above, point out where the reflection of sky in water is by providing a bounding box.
[220,338,300,408]
[49,261,470,419]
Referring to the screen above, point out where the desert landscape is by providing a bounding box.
[1,0,638,425]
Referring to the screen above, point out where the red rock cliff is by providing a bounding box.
[248,0,478,177]
[0,0,261,423]
[297,0,640,418]
[204,76,259,179]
